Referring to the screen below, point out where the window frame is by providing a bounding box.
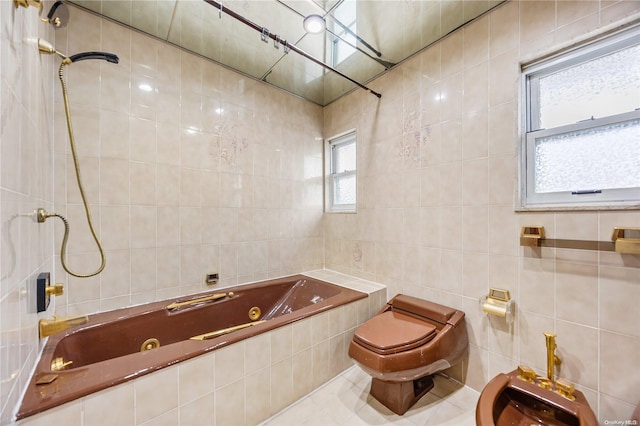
[325,130,357,213]
[519,25,640,210]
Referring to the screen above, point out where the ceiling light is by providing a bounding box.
[303,14,325,34]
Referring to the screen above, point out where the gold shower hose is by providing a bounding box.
[49,59,106,278]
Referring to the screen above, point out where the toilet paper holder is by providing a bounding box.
[481,288,515,323]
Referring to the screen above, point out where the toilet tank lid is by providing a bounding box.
[390,294,461,325]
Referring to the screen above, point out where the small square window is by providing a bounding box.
[520,26,640,209]
[326,131,356,212]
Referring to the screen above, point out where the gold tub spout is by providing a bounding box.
[543,331,561,381]
[39,315,88,338]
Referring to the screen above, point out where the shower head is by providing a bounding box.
[68,52,119,64]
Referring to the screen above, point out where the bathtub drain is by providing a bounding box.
[141,338,160,352]
[248,307,261,321]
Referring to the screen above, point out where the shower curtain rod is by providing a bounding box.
[203,0,382,99]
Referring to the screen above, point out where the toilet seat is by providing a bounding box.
[353,311,437,355]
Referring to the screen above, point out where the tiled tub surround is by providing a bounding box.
[16,271,387,425]
[51,3,325,315]
[323,1,640,423]
[17,274,368,420]
[3,3,324,423]
[0,1,58,423]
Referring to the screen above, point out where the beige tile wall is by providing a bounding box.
[17,272,387,426]
[2,2,325,423]
[0,1,57,423]
[50,4,324,316]
[4,0,640,424]
[324,1,640,422]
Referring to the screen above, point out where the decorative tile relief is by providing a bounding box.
[214,120,249,169]
[403,124,432,166]
[352,242,363,269]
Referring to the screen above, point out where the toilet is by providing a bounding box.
[476,369,598,426]
[348,294,468,415]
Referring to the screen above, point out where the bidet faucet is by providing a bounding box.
[543,331,561,381]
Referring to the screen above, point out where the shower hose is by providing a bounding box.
[44,59,106,278]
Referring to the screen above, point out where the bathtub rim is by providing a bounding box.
[16,274,367,420]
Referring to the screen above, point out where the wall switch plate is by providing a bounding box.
[36,272,51,312]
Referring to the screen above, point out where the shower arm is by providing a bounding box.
[202,0,382,99]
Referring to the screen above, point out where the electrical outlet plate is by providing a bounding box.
[36,272,51,312]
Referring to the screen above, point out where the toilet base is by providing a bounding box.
[370,375,435,415]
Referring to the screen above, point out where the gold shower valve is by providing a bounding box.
[46,284,64,296]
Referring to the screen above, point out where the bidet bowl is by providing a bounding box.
[476,370,598,426]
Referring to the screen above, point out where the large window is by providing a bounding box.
[520,26,640,209]
[326,131,356,212]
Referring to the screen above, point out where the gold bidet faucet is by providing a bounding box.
[39,315,88,338]
[543,331,562,381]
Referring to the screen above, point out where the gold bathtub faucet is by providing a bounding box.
[39,315,88,338]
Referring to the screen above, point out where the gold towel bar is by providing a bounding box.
[520,226,640,253]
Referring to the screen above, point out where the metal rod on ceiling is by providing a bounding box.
[325,27,395,70]
[203,0,382,99]
[330,16,381,58]
[274,0,395,70]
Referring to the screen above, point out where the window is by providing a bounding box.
[331,0,357,66]
[520,26,640,209]
[326,131,356,212]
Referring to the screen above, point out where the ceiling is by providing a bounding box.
[68,0,503,105]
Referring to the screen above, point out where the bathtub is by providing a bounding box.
[16,275,367,420]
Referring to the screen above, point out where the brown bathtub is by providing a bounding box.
[17,275,366,420]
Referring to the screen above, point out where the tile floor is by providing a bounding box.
[262,366,479,426]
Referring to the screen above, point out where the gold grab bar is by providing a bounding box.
[190,320,266,341]
[518,225,640,252]
[166,292,232,311]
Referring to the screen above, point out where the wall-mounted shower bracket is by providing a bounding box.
[36,207,53,223]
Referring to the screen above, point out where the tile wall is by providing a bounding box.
[323,0,640,422]
[1,2,324,423]
[0,1,57,424]
[3,0,640,424]
[51,5,324,314]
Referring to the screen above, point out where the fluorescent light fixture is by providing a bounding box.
[303,14,325,34]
